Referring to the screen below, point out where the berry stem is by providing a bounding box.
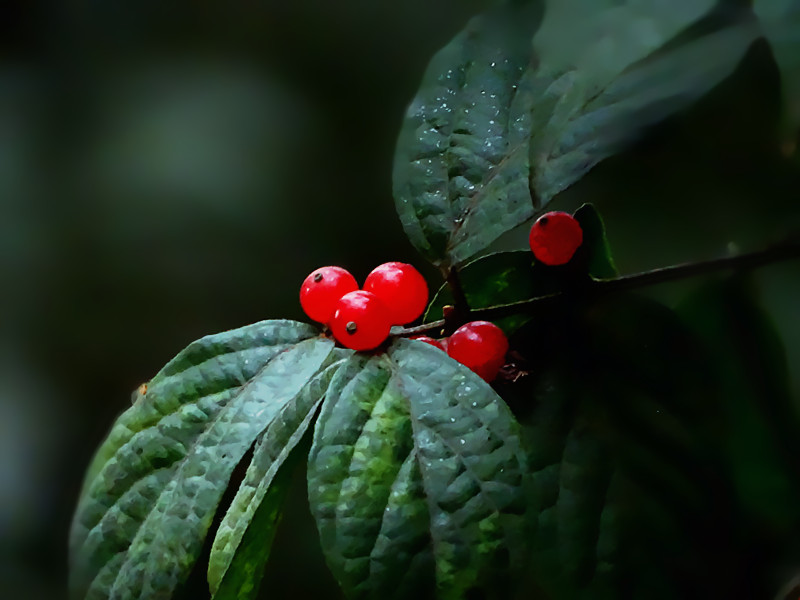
[445,266,471,331]
[395,237,800,336]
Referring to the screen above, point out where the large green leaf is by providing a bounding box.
[68,320,336,600]
[393,0,758,267]
[677,277,800,535]
[529,11,759,201]
[208,356,349,600]
[307,340,529,599]
[393,1,544,267]
[503,295,741,598]
[754,0,800,136]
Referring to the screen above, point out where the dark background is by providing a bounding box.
[1,1,798,598]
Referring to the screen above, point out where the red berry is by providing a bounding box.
[529,211,583,266]
[410,335,445,350]
[330,290,392,351]
[363,262,429,325]
[447,321,508,382]
[300,266,358,324]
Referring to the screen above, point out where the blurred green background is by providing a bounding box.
[1,1,798,599]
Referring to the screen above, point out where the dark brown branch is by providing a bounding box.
[592,238,800,295]
[394,238,800,337]
[446,267,471,319]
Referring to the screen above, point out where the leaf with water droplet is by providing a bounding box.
[393,2,543,267]
[394,0,758,267]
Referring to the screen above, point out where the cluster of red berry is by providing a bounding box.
[300,262,428,351]
[406,210,582,382]
[298,210,584,383]
[299,263,508,382]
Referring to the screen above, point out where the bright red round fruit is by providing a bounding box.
[363,262,429,325]
[529,211,583,266]
[410,335,445,350]
[446,321,508,382]
[300,266,358,324]
[330,290,392,351]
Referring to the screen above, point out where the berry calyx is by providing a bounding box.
[330,290,392,351]
[447,321,508,382]
[529,211,583,266]
[363,262,429,325]
[410,335,446,350]
[300,266,358,324]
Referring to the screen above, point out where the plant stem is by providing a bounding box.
[593,238,800,295]
[445,266,471,327]
[395,238,800,337]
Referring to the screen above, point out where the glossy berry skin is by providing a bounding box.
[529,211,583,266]
[410,335,445,350]
[330,291,392,351]
[447,321,508,382]
[363,262,429,325]
[300,266,358,324]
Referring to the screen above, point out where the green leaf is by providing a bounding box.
[308,340,529,599]
[424,250,542,335]
[677,277,800,531]
[504,295,736,597]
[424,204,617,334]
[394,1,757,267]
[208,357,349,599]
[393,2,544,267]
[68,320,336,600]
[573,203,617,279]
[210,456,295,600]
[527,1,758,201]
[754,0,800,137]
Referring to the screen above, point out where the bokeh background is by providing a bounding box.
[1,1,798,598]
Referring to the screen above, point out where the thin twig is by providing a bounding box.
[391,320,446,337]
[592,238,800,295]
[394,239,800,337]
